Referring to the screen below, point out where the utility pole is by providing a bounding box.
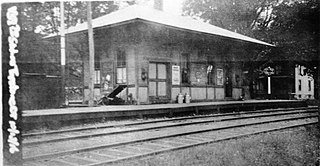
[318,42,320,131]
[87,1,95,106]
[60,1,66,107]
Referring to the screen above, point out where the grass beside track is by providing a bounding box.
[109,125,319,166]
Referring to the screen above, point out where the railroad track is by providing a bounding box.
[23,107,318,166]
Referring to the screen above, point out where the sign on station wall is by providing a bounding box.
[172,65,180,85]
[217,68,224,85]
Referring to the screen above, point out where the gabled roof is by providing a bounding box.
[48,5,274,47]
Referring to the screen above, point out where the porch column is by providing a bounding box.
[134,47,140,104]
[87,2,95,106]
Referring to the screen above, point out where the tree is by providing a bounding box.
[4,1,145,102]
[15,1,139,77]
[183,0,276,98]
[17,30,60,75]
[183,0,319,98]
[182,0,276,37]
[266,0,319,74]
[259,0,319,99]
[18,1,122,34]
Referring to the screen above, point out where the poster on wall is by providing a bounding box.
[217,68,224,85]
[172,65,180,85]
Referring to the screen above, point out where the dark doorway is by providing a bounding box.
[225,67,233,98]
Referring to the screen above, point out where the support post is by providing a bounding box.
[60,1,66,106]
[318,45,320,132]
[87,2,95,106]
[264,66,274,99]
[267,76,271,95]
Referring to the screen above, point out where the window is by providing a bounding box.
[181,53,190,84]
[116,50,126,84]
[217,69,223,85]
[298,79,301,91]
[117,68,126,83]
[94,54,100,85]
[94,70,100,84]
[207,65,214,85]
[275,65,282,75]
[95,54,100,70]
[207,56,214,85]
[298,65,305,76]
[308,80,312,91]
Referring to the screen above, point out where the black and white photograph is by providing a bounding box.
[1,0,319,165]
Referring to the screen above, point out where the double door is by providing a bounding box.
[148,62,169,103]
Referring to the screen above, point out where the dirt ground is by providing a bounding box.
[110,125,319,166]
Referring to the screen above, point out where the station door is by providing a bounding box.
[225,67,233,98]
[148,62,169,103]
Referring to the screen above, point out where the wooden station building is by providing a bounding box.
[49,5,273,105]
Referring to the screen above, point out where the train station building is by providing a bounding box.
[49,5,273,105]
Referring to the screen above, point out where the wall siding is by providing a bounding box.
[139,87,148,103]
[171,88,180,102]
[191,87,206,100]
[232,88,242,99]
[207,87,215,100]
[215,88,225,100]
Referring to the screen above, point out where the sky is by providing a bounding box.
[163,0,184,15]
[1,0,185,15]
[130,0,184,15]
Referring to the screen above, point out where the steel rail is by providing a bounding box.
[23,114,317,161]
[88,121,317,166]
[23,109,317,146]
[23,107,317,138]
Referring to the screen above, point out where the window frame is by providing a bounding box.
[94,53,101,87]
[116,49,127,84]
[308,80,312,91]
[181,53,190,84]
[298,79,302,91]
[207,55,215,85]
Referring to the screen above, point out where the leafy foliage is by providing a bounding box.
[12,1,134,87]
[183,0,274,37]
[17,1,137,35]
[183,0,319,70]
[267,0,319,67]
[183,0,319,98]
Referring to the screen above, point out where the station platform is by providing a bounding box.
[22,100,308,130]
